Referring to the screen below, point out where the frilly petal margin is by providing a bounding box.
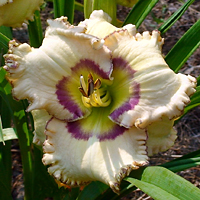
[0,0,12,6]
[3,17,113,121]
[79,10,137,38]
[31,110,51,146]
[42,118,148,194]
[0,0,44,27]
[146,116,177,156]
[105,30,197,129]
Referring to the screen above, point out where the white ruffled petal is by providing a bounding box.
[4,17,113,121]
[146,116,177,156]
[42,118,148,194]
[105,30,196,129]
[79,10,136,38]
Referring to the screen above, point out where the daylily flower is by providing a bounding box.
[0,0,44,27]
[3,11,196,193]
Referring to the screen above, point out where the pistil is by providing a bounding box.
[79,74,111,107]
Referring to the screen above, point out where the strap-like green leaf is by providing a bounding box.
[125,166,200,200]
[0,128,17,143]
[0,142,12,200]
[162,157,200,173]
[77,181,108,200]
[84,0,117,25]
[165,19,200,72]
[126,177,179,200]
[0,117,4,144]
[0,68,33,199]
[184,85,200,114]
[28,10,43,48]
[0,30,10,65]
[197,75,200,86]
[53,0,75,23]
[159,0,195,34]
[75,1,84,12]
[123,0,159,28]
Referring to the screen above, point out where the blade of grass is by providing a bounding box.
[159,0,195,34]
[123,0,159,28]
[165,19,200,72]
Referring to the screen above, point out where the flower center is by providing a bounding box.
[79,73,111,108]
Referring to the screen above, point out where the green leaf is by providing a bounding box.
[165,19,200,72]
[0,117,4,144]
[53,0,75,23]
[0,142,12,200]
[0,128,17,143]
[183,85,200,114]
[77,181,108,200]
[84,0,117,25]
[75,1,84,12]
[123,0,159,28]
[125,166,200,200]
[28,10,43,48]
[162,157,200,173]
[126,178,179,200]
[0,30,10,65]
[0,32,9,50]
[197,75,200,86]
[0,68,33,199]
[0,26,12,40]
[159,0,195,34]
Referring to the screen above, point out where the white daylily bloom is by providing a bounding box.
[3,11,196,193]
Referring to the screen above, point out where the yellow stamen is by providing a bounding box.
[79,74,111,107]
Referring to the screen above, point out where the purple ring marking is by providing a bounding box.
[109,57,140,124]
[71,59,112,80]
[67,120,127,141]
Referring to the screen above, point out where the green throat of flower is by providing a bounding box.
[79,74,111,108]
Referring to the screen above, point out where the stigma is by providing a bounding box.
[79,74,111,108]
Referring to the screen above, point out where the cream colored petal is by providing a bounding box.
[31,110,51,146]
[79,10,136,38]
[105,30,196,129]
[146,116,177,156]
[0,0,13,6]
[42,118,148,194]
[0,0,44,27]
[4,17,112,121]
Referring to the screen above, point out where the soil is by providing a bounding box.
[10,0,200,199]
